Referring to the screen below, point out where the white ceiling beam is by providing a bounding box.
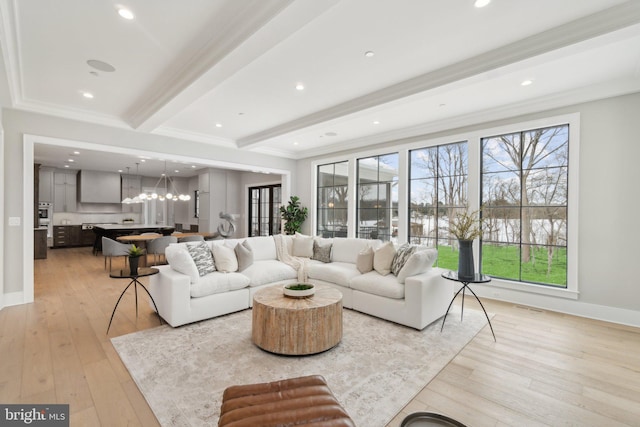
[236,1,640,149]
[126,0,340,133]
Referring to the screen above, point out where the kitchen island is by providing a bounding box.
[92,224,175,254]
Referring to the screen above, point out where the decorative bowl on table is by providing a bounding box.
[283,283,315,298]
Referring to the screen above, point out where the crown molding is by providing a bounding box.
[14,97,132,129]
[0,0,22,105]
[295,79,640,160]
[237,1,640,149]
[152,126,236,148]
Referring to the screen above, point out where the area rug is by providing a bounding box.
[112,307,489,426]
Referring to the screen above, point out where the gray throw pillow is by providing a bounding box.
[186,242,216,276]
[311,240,332,263]
[391,243,417,276]
[235,240,254,271]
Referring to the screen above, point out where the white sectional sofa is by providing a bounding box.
[148,234,453,330]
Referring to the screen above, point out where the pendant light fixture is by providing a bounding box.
[138,161,191,202]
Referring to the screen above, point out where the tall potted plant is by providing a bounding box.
[280,196,309,235]
[448,208,483,280]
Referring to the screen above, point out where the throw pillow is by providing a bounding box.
[186,242,216,277]
[391,243,417,276]
[373,241,396,276]
[235,240,254,271]
[311,240,332,263]
[165,244,200,284]
[212,244,239,272]
[292,232,314,258]
[356,246,374,274]
[397,248,438,283]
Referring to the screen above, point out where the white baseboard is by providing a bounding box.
[1,291,25,309]
[471,283,640,328]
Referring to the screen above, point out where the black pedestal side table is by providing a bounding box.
[107,267,161,333]
[441,270,496,341]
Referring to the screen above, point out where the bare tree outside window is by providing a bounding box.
[481,125,569,286]
[409,141,468,270]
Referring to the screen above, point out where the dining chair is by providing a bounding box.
[102,237,131,270]
[146,236,178,265]
[178,235,205,243]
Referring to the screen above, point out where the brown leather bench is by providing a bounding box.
[218,375,356,427]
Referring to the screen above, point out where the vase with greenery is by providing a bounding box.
[448,208,483,280]
[280,196,309,235]
[128,244,145,276]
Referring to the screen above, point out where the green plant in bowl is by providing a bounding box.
[286,284,314,291]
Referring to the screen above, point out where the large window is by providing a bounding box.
[248,184,281,237]
[317,161,349,238]
[481,124,569,287]
[356,154,398,241]
[409,142,468,270]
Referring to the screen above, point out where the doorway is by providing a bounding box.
[248,184,281,236]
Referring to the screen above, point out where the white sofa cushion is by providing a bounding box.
[292,232,314,257]
[350,271,405,299]
[373,241,396,276]
[331,238,379,263]
[241,260,297,287]
[190,272,250,298]
[246,236,277,261]
[308,261,361,287]
[212,244,238,272]
[356,246,374,273]
[165,243,200,284]
[234,240,253,271]
[397,248,438,283]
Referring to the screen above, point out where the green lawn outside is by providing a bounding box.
[436,244,567,287]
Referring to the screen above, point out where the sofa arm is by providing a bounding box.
[403,267,454,329]
[148,265,193,327]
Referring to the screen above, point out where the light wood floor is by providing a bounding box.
[1,247,638,426]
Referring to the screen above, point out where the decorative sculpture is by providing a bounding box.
[217,212,237,238]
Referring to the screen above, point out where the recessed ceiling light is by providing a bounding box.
[64,165,70,168]
[118,7,135,20]
[373,120,380,125]
[174,170,180,173]
[82,92,94,99]
[474,0,491,8]
[293,141,299,146]
[191,165,196,168]
[73,151,80,155]
[67,159,74,162]
[325,132,338,137]
[215,123,222,128]
[141,159,146,162]
[364,51,375,58]
[118,169,123,173]
[295,83,305,91]
[521,79,533,86]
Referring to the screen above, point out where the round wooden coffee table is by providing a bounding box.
[252,284,343,355]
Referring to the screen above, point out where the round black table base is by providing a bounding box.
[441,273,496,341]
[107,277,162,334]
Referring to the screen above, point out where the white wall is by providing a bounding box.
[1,108,296,302]
[297,92,640,326]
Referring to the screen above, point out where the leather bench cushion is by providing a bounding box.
[219,375,355,427]
[349,271,405,299]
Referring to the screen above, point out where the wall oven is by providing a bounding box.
[38,202,53,246]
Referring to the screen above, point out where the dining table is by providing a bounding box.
[117,232,218,266]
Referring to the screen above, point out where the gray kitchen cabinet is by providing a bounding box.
[38,167,54,202]
[54,171,77,212]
